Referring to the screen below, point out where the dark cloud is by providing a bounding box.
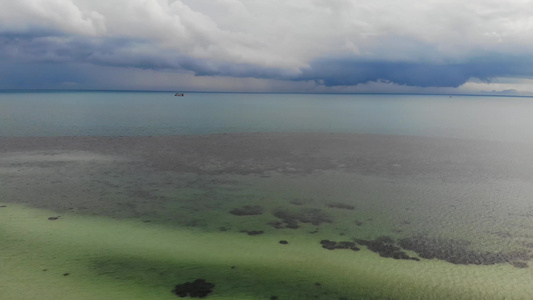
[0,33,97,64]
[3,30,533,91]
[0,33,291,89]
[171,53,533,89]
[0,33,288,78]
[0,60,89,89]
[296,55,533,88]
[3,0,533,92]
[0,33,159,65]
[181,59,291,80]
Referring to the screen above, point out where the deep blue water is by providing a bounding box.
[1,91,533,142]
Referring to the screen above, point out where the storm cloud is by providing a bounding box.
[2,0,533,92]
[298,55,533,88]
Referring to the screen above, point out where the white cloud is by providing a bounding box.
[3,0,533,91]
[0,0,105,36]
[4,0,533,66]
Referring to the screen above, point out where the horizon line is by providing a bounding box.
[1,88,532,98]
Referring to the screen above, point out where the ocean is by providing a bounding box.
[3,91,533,141]
[2,91,533,299]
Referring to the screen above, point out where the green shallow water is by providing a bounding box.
[2,204,533,300]
[3,134,533,299]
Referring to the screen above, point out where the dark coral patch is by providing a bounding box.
[320,239,337,250]
[296,208,332,225]
[172,279,215,298]
[229,205,263,216]
[240,230,264,236]
[271,208,332,229]
[399,236,529,267]
[290,199,305,206]
[351,235,530,267]
[336,241,359,250]
[511,261,528,268]
[268,221,287,229]
[356,236,418,261]
[327,203,355,210]
[271,210,301,229]
[320,240,360,251]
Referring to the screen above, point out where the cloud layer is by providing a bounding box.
[2,0,533,92]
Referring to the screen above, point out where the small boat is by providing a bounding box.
[175,93,185,96]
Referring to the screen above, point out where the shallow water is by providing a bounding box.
[2,133,533,299]
[3,91,533,299]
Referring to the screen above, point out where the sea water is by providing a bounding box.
[2,91,533,299]
[2,91,533,142]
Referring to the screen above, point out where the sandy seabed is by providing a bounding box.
[2,133,533,299]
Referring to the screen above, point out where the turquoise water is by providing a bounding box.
[2,91,533,142]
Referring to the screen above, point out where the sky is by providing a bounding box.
[2,0,533,94]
